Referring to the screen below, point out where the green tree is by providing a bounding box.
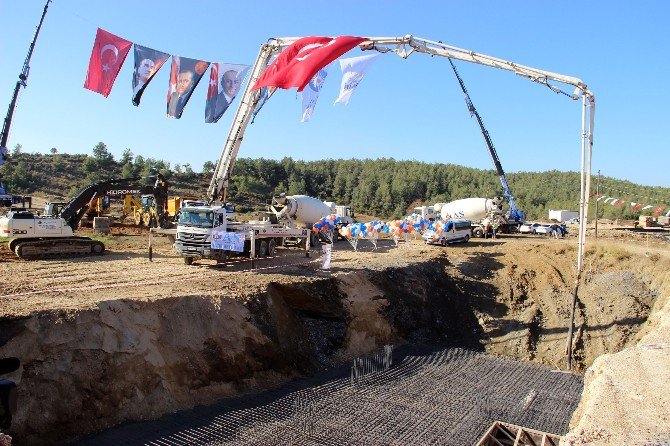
[202,161,215,175]
[287,173,306,195]
[120,148,133,165]
[121,161,135,178]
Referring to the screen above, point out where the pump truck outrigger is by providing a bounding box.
[1,174,169,259]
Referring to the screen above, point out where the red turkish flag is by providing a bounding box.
[84,28,133,97]
[615,200,625,207]
[252,36,366,92]
[207,63,219,101]
[653,205,666,217]
[633,203,642,212]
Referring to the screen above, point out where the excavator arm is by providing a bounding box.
[60,174,168,230]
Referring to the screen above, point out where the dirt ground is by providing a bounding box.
[1,222,670,444]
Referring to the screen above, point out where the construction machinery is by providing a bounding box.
[175,34,592,269]
[0,1,50,206]
[267,194,332,246]
[1,175,168,259]
[447,58,525,224]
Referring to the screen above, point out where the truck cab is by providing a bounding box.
[413,205,438,221]
[422,219,472,246]
[173,205,227,263]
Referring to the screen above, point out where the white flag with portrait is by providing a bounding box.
[301,66,330,122]
[334,53,380,105]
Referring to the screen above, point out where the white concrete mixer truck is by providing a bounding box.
[269,194,333,246]
[438,197,519,237]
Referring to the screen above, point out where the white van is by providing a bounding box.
[422,219,472,246]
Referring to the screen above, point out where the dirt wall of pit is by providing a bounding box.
[0,260,480,445]
[562,253,670,445]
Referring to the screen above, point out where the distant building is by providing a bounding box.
[548,209,579,222]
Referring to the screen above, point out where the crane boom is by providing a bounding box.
[0,0,51,154]
[206,39,291,203]
[447,57,524,221]
[205,34,591,207]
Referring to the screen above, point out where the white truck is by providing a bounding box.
[438,196,521,237]
[412,205,439,221]
[173,205,309,264]
[323,201,354,226]
[172,42,316,264]
[268,194,331,247]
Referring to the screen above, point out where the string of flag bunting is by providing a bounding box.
[597,183,670,205]
[84,29,377,123]
[592,193,669,217]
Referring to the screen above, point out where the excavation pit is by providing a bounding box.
[1,233,668,444]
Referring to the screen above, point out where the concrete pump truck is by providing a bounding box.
[174,34,591,263]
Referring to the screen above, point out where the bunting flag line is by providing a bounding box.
[84,28,132,97]
[252,36,366,92]
[166,56,210,119]
[132,45,170,106]
[592,188,669,216]
[205,63,251,123]
[301,66,329,122]
[334,53,379,105]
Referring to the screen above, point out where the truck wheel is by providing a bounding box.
[473,228,483,238]
[257,240,268,257]
[184,257,193,265]
[268,239,277,255]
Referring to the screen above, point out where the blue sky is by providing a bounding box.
[1,1,668,187]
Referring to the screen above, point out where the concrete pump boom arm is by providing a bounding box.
[206,34,593,203]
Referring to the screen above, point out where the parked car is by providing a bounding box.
[519,222,542,234]
[534,224,553,236]
[566,218,579,224]
[422,219,472,246]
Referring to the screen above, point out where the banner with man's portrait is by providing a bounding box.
[166,56,210,119]
[132,45,170,106]
[205,63,250,123]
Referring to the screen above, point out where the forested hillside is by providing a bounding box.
[1,142,668,220]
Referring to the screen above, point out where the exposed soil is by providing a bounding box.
[1,224,669,445]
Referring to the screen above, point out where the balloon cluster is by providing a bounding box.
[332,214,458,241]
[404,214,430,233]
[338,221,385,239]
[427,219,454,235]
[312,215,341,233]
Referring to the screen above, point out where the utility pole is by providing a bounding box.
[0,0,51,159]
[596,171,600,238]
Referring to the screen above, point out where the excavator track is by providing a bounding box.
[12,237,105,259]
